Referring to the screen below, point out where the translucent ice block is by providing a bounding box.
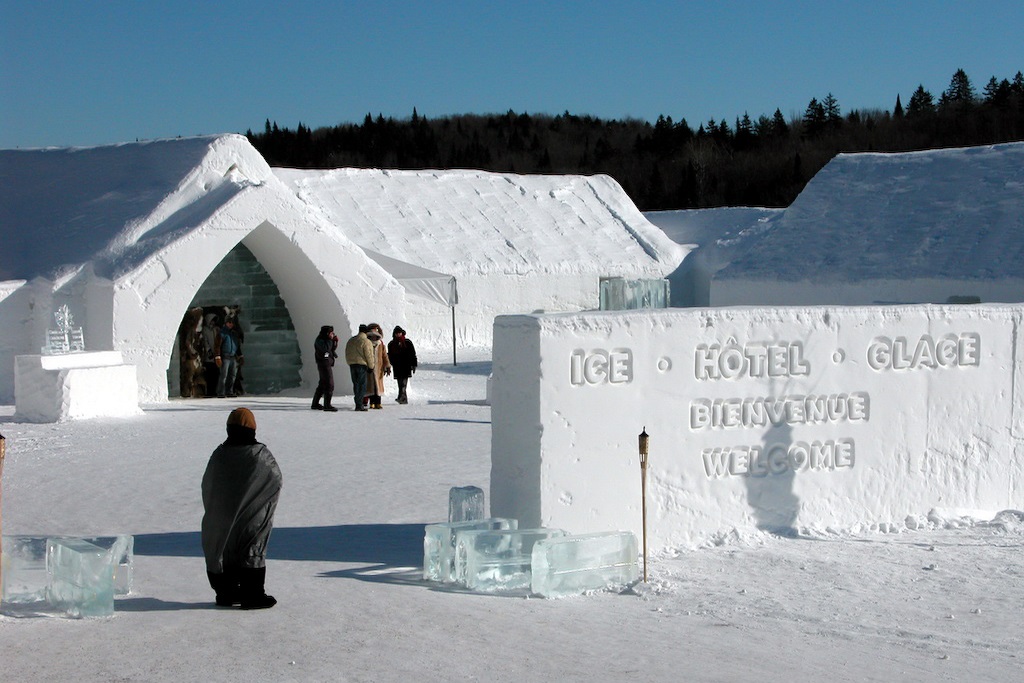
[1,536,50,604]
[423,518,517,582]
[46,538,115,618]
[85,535,134,595]
[448,486,486,522]
[455,528,567,592]
[2,535,133,606]
[531,531,639,598]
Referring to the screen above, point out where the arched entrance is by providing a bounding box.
[168,242,302,397]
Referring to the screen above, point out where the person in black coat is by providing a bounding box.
[312,325,339,412]
[387,326,418,404]
[202,407,282,610]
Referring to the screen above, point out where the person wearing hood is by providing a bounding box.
[387,326,418,404]
[364,323,391,409]
[201,407,282,610]
[312,325,339,412]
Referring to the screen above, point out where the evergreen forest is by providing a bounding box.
[247,68,1024,212]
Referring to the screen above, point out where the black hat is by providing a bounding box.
[320,325,334,334]
[393,326,406,336]
[358,324,369,333]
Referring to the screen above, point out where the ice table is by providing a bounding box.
[531,531,639,598]
[14,351,142,422]
[423,518,516,582]
[455,527,566,592]
[448,485,486,522]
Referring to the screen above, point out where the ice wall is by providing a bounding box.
[491,305,1024,549]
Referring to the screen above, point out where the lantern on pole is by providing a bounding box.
[0,432,5,596]
[638,427,649,582]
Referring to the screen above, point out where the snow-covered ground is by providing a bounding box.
[1,349,1022,682]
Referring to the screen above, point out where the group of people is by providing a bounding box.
[176,307,245,399]
[311,322,418,412]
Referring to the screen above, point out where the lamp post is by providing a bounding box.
[638,427,649,582]
[0,432,5,597]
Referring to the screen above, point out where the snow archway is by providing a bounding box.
[112,198,404,403]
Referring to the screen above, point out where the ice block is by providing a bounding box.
[448,486,486,522]
[46,537,115,618]
[531,531,639,598]
[455,527,566,592]
[423,517,517,582]
[1,536,50,604]
[86,535,134,595]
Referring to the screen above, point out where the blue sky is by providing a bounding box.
[2,1,1022,149]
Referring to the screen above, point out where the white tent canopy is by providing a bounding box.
[361,247,459,363]
[361,248,458,307]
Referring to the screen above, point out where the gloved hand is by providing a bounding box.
[412,366,416,374]
[385,367,391,376]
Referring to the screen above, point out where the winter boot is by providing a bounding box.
[239,566,277,610]
[208,570,241,607]
[322,393,338,412]
[311,388,323,410]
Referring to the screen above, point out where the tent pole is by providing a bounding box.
[451,306,457,366]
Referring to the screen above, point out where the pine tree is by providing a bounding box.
[940,68,977,109]
[823,93,842,127]
[802,98,826,137]
[907,85,935,117]
[893,94,904,118]
[771,109,789,137]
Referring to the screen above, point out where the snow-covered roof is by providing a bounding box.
[716,142,1024,284]
[0,135,276,282]
[275,167,685,277]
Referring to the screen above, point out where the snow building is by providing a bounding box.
[1,134,684,403]
[644,207,783,307]
[274,167,686,351]
[708,142,1024,306]
[0,134,405,403]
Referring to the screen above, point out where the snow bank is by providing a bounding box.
[491,304,1024,549]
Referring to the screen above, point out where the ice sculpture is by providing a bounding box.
[455,527,566,592]
[423,518,516,582]
[41,304,86,355]
[448,485,485,522]
[531,531,639,598]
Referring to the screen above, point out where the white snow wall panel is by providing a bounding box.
[491,304,1024,550]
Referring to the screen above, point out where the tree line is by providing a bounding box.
[247,68,1024,211]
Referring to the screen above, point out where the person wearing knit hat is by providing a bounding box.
[387,326,418,405]
[201,407,282,609]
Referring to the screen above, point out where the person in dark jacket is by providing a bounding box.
[312,325,339,412]
[201,407,282,610]
[214,319,241,398]
[387,326,418,404]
